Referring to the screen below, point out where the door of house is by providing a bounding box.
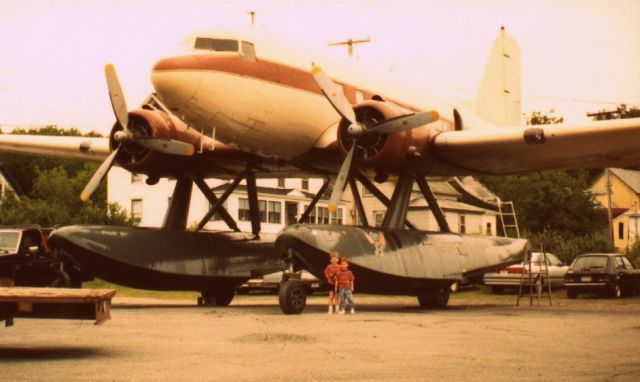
[286,202,298,225]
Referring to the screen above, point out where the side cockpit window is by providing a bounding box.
[194,38,239,52]
[241,41,256,62]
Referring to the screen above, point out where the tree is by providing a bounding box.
[0,125,103,195]
[479,110,610,262]
[0,125,133,226]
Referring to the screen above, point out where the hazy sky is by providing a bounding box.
[1,0,639,133]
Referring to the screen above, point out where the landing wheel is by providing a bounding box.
[198,288,235,307]
[215,288,235,306]
[417,286,450,309]
[279,280,307,315]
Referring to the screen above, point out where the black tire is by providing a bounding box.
[490,286,504,294]
[417,287,450,309]
[608,282,621,299]
[279,280,307,315]
[215,288,235,306]
[566,289,578,299]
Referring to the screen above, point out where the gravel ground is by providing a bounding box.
[1,290,639,381]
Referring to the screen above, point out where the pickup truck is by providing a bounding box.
[0,226,91,287]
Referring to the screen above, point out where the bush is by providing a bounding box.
[526,230,613,265]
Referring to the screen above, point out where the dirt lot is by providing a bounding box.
[1,290,639,381]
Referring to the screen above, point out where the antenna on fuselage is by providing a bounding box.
[247,11,256,26]
[328,37,371,57]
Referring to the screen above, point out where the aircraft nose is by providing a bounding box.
[151,55,202,110]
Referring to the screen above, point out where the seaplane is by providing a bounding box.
[1,27,639,313]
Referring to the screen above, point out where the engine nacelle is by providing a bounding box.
[109,109,213,174]
[337,100,432,170]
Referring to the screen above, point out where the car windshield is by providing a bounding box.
[0,231,20,253]
[194,37,239,52]
[572,256,608,270]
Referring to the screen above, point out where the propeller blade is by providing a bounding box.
[105,64,129,131]
[80,147,120,202]
[366,111,439,135]
[328,144,355,213]
[311,65,357,125]
[135,138,195,156]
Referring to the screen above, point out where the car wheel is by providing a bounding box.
[608,282,621,299]
[417,287,450,309]
[279,280,307,315]
[490,286,504,294]
[566,289,578,299]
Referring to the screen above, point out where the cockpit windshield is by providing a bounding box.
[194,37,239,52]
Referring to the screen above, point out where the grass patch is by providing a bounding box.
[83,279,199,300]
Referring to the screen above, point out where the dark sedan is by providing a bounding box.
[564,253,640,298]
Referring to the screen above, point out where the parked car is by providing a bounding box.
[483,252,568,293]
[237,270,322,294]
[564,253,640,299]
[0,226,90,287]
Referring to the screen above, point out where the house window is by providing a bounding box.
[301,178,309,191]
[374,211,385,227]
[302,205,316,223]
[618,222,625,240]
[486,222,492,236]
[131,199,142,224]
[131,173,144,184]
[277,177,285,188]
[268,201,281,224]
[362,185,372,196]
[331,208,343,225]
[238,198,250,221]
[317,206,330,224]
[459,215,466,234]
[259,200,267,223]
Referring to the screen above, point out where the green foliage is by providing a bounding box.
[526,109,563,125]
[480,109,609,258]
[589,104,640,121]
[527,230,612,264]
[0,125,104,195]
[0,166,133,226]
[624,240,640,266]
[0,125,132,227]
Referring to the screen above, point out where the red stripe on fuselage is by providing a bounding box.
[152,55,419,111]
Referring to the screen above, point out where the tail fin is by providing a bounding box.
[474,27,521,127]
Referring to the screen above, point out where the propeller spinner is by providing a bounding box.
[311,65,439,212]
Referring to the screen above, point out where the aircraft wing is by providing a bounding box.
[431,118,640,175]
[0,134,110,161]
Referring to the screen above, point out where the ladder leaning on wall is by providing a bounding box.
[497,200,520,238]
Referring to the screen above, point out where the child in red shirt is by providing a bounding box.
[323,251,341,314]
[335,259,355,314]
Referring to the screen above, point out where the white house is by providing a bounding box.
[107,167,501,236]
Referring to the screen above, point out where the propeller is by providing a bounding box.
[80,64,195,201]
[311,65,439,212]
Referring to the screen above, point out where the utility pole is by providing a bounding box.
[328,37,371,57]
[606,168,614,247]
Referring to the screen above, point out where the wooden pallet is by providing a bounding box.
[0,287,116,327]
